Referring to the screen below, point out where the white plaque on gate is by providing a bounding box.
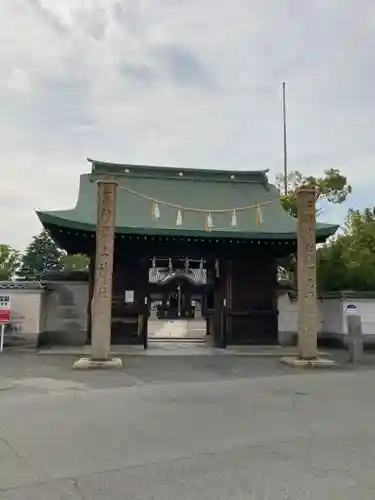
[125,290,134,303]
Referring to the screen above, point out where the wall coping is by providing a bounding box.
[319,291,375,299]
[41,281,88,286]
[0,281,44,290]
[0,289,44,295]
[279,290,375,301]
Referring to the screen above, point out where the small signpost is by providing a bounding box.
[345,304,357,315]
[0,295,11,352]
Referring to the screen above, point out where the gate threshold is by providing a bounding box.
[32,345,330,357]
[147,337,206,343]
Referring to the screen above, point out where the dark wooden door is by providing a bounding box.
[111,256,149,345]
[142,294,149,350]
[211,266,227,349]
[226,255,278,345]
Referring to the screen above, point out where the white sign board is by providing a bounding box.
[124,290,135,304]
[345,304,358,316]
[0,295,11,322]
[0,295,11,352]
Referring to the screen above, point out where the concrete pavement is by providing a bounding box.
[148,318,207,339]
[0,353,375,498]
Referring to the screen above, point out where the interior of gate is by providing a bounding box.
[88,237,279,346]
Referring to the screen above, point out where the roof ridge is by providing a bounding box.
[87,158,269,178]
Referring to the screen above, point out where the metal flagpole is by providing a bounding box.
[177,285,181,317]
[282,81,288,195]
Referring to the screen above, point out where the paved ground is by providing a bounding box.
[36,341,331,357]
[0,351,375,498]
[148,318,207,339]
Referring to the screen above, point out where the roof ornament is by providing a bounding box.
[231,210,237,227]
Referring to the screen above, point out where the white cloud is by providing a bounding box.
[0,0,374,249]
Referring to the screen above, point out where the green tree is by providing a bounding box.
[60,253,89,271]
[276,169,352,285]
[276,168,352,218]
[0,244,21,280]
[317,236,350,291]
[317,207,375,291]
[19,229,63,280]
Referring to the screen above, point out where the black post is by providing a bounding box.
[282,81,288,195]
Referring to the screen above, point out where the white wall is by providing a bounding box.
[278,294,298,333]
[341,298,375,337]
[278,293,324,332]
[40,281,89,345]
[319,298,343,336]
[278,293,323,344]
[0,281,89,347]
[278,294,375,344]
[2,288,43,346]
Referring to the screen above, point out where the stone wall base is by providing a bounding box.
[38,329,87,346]
[5,332,39,349]
[278,330,298,346]
[280,330,375,350]
[322,333,375,350]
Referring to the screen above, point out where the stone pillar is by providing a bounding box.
[91,180,117,361]
[297,186,317,359]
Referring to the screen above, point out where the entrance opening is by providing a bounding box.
[148,258,208,343]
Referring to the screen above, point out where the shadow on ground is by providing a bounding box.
[0,349,374,391]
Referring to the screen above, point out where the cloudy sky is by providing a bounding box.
[1,0,374,250]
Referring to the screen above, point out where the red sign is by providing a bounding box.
[0,310,10,322]
[0,296,11,323]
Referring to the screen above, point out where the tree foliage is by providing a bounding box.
[276,168,351,284]
[276,168,352,218]
[16,229,90,281]
[18,229,63,280]
[0,244,21,280]
[317,208,375,291]
[60,253,90,271]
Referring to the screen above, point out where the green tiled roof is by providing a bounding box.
[37,159,338,240]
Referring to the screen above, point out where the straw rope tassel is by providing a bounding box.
[207,212,213,229]
[176,209,183,226]
[118,183,277,214]
[152,202,160,220]
[255,205,263,226]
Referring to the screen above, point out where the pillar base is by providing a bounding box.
[72,357,123,370]
[281,356,336,368]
